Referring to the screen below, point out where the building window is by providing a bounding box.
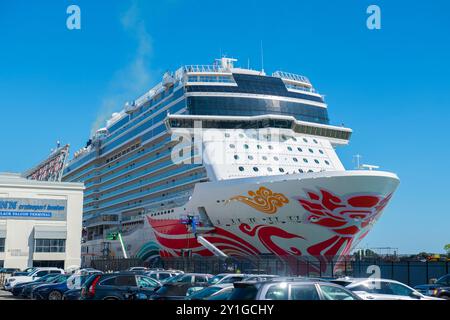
[34,239,66,253]
[0,238,5,252]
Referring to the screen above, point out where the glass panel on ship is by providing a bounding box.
[62,57,386,269]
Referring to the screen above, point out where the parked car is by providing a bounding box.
[150,273,213,300]
[187,284,234,300]
[32,273,100,300]
[331,277,442,300]
[4,268,64,290]
[80,272,161,300]
[207,274,249,286]
[11,273,62,296]
[127,267,148,272]
[24,274,70,299]
[228,279,361,300]
[414,274,450,299]
[145,271,179,282]
[164,273,212,285]
[62,288,82,300]
[243,275,279,282]
[150,283,207,300]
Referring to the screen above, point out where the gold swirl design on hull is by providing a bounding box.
[231,187,289,214]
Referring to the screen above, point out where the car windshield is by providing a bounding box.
[189,287,223,299]
[208,275,226,285]
[436,275,450,285]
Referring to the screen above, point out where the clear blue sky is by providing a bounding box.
[0,0,449,254]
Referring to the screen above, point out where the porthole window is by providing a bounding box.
[238,166,244,172]
[303,138,308,143]
[225,133,230,138]
[309,148,314,153]
[274,156,279,161]
[234,155,239,160]
[313,139,318,144]
[292,137,297,142]
[257,145,262,149]
[308,170,314,173]
[319,150,324,154]
[279,168,285,173]
[248,155,254,160]
[325,160,330,165]
[244,144,249,149]
[299,169,304,173]
[303,158,309,163]
[268,145,273,150]
[287,146,293,151]
[297,147,303,152]
[253,167,259,172]
[267,167,273,172]
[314,159,320,164]
[293,157,298,162]
[230,144,235,149]
[262,156,268,161]
[239,133,244,138]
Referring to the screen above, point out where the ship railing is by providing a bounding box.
[272,71,311,85]
[184,65,227,73]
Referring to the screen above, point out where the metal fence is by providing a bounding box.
[90,256,450,287]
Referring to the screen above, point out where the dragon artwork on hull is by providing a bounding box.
[143,187,393,275]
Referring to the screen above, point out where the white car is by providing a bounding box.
[331,277,443,300]
[4,268,64,290]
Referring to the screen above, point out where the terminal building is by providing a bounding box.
[0,173,84,270]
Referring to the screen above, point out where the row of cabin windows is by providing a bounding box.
[238,166,322,174]
[149,209,175,217]
[105,143,140,164]
[233,154,330,166]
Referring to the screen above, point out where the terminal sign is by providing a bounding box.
[0,198,67,221]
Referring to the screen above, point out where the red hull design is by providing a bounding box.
[146,189,393,274]
[298,189,392,272]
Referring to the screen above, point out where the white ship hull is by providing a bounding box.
[88,170,399,274]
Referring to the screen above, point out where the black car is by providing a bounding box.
[80,272,161,300]
[22,275,70,299]
[415,274,450,299]
[11,274,61,297]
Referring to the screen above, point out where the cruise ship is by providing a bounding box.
[62,57,399,273]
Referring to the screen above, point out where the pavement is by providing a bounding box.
[0,290,24,300]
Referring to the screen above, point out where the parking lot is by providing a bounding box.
[0,290,23,300]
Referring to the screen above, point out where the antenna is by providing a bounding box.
[260,40,265,73]
[353,154,362,169]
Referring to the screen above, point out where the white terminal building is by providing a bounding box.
[0,173,84,270]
